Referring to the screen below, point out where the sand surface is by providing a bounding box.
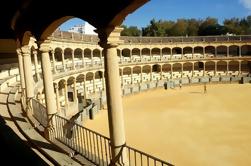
[85,83,251,166]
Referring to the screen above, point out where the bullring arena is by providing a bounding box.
[1,30,251,165]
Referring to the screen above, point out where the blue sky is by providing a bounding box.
[60,0,251,31]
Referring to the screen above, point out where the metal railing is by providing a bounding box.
[54,115,174,166]
[32,99,48,127]
[50,30,251,44]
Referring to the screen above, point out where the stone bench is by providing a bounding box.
[7,86,81,166]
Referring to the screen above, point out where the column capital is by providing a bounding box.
[16,48,22,55]
[97,26,124,49]
[21,45,30,56]
[39,40,51,53]
[32,50,38,55]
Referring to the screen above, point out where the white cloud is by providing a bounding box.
[240,0,251,12]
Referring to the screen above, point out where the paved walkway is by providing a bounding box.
[0,85,51,165]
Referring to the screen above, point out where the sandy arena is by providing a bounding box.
[85,83,251,166]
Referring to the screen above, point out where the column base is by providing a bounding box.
[44,126,56,141]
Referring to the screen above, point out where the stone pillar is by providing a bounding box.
[102,71,105,90]
[64,81,68,108]
[98,27,128,165]
[203,62,206,76]
[91,50,94,66]
[51,50,57,74]
[160,49,163,61]
[140,67,143,83]
[120,68,124,87]
[192,47,195,59]
[72,50,75,70]
[130,50,132,62]
[17,49,26,108]
[150,66,153,81]
[215,61,218,76]
[130,68,133,84]
[140,49,142,62]
[39,41,57,140]
[33,50,40,81]
[73,78,78,101]
[83,76,87,103]
[170,48,173,60]
[203,47,206,58]
[239,61,242,75]
[54,82,60,112]
[215,47,217,57]
[227,47,229,57]
[181,63,184,77]
[226,61,229,75]
[82,50,85,67]
[62,50,66,71]
[170,64,173,79]
[239,46,242,57]
[160,65,163,80]
[181,47,184,59]
[21,45,34,115]
[93,74,96,93]
[192,62,194,77]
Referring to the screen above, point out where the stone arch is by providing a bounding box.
[76,74,85,83]
[121,48,131,58]
[229,45,239,57]
[152,64,161,73]
[194,62,200,71]
[74,48,83,60]
[151,48,160,56]
[205,46,215,56]
[173,63,182,72]
[142,65,151,74]
[241,45,251,56]
[54,47,63,61]
[217,61,227,71]
[229,61,239,71]
[64,48,73,60]
[162,64,171,73]
[216,45,227,57]
[95,71,103,79]
[84,48,92,59]
[241,60,251,72]
[86,72,94,81]
[194,46,203,55]
[132,66,141,74]
[205,61,215,71]
[123,67,132,75]
[183,62,193,71]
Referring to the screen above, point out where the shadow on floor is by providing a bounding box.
[0,115,49,166]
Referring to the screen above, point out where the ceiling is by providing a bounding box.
[0,0,148,41]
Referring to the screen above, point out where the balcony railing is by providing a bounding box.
[54,115,174,166]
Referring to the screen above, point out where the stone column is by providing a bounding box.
[170,48,173,60]
[39,42,57,140]
[120,68,124,87]
[17,49,26,108]
[98,27,128,165]
[130,50,132,62]
[72,50,75,70]
[215,47,217,57]
[62,50,66,71]
[181,63,184,77]
[160,65,163,80]
[192,62,194,77]
[238,61,242,75]
[33,50,40,81]
[54,82,60,112]
[203,62,206,76]
[51,50,57,73]
[91,50,94,66]
[226,61,229,75]
[64,81,68,108]
[73,78,78,101]
[82,50,85,67]
[130,68,133,84]
[203,47,205,58]
[239,46,242,57]
[102,71,105,90]
[215,61,218,76]
[93,74,96,93]
[192,47,195,59]
[83,76,87,103]
[227,47,229,57]
[170,63,173,79]
[21,45,34,115]
[150,66,153,81]
[140,67,143,83]
[160,49,163,61]
[140,49,142,62]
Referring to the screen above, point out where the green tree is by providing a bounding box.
[121,25,141,36]
[168,19,188,36]
[198,17,219,35]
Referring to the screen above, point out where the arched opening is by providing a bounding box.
[205,46,215,57]
[194,46,204,58]
[84,48,92,66]
[93,49,101,65]
[241,60,251,73]
[142,48,151,61]
[132,66,141,83]
[74,48,83,67]
[67,76,75,102]
[229,61,239,72]
[122,48,131,62]
[229,45,239,57]
[172,63,182,72]
[217,61,227,72]
[152,48,161,61]
[183,47,192,59]
[54,47,63,62]
[132,48,141,62]
[241,45,251,56]
[216,46,227,57]
[172,47,182,59]
[205,61,215,72]
[183,62,193,71]
[162,47,171,60]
